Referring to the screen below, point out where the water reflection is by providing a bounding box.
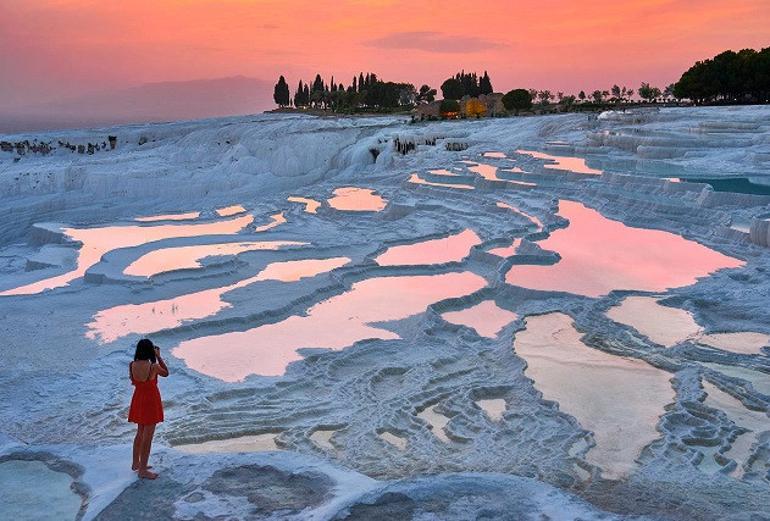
[516,150,602,175]
[441,300,517,338]
[408,173,474,190]
[88,257,350,343]
[702,381,770,478]
[254,212,286,232]
[428,169,462,177]
[136,211,200,222]
[173,272,487,381]
[287,196,321,214]
[606,296,701,347]
[216,205,247,217]
[375,230,481,266]
[487,239,522,258]
[0,215,255,296]
[506,201,743,297]
[124,241,304,278]
[514,313,674,479]
[327,187,387,212]
[497,202,543,230]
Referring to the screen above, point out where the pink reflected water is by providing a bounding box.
[441,300,518,338]
[216,205,247,217]
[375,230,481,266]
[287,196,321,214]
[135,211,200,222]
[506,201,743,297]
[408,173,474,190]
[497,202,543,229]
[254,212,287,232]
[327,187,387,212]
[0,215,255,296]
[488,238,522,258]
[173,272,487,381]
[516,150,602,175]
[88,257,351,343]
[123,240,305,278]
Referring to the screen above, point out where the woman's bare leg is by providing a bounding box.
[132,424,144,470]
[138,424,158,479]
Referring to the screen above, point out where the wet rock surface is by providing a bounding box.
[1,108,770,519]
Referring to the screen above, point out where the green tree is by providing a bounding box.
[638,82,661,102]
[611,84,621,101]
[591,90,604,103]
[578,90,586,102]
[441,78,465,100]
[273,76,290,107]
[439,99,460,117]
[417,84,437,103]
[480,71,494,94]
[537,90,553,105]
[502,89,533,114]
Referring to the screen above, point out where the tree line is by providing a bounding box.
[673,47,770,104]
[274,72,423,112]
[272,46,770,116]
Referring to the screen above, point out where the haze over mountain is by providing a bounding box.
[0,76,272,133]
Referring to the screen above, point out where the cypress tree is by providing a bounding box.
[273,75,290,107]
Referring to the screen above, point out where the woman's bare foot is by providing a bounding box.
[132,464,152,471]
[138,469,158,480]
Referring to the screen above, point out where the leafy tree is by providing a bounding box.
[578,90,586,101]
[638,82,661,102]
[502,89,533,113]
[439,99,460,117]
[441,78,465,100]
[611,84,621,100]
[417,84,437,103]
[480,71,494,94]
[537,90,553,105]
[591,90,604,103]
[273,76,290,107]
[673,47,770,104]
[312,74,325,94]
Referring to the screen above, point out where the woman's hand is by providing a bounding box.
[154,346,161,358]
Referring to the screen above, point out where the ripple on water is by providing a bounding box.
[88,257,350,343]
[0,215,255,296]
[506,201,743,297]
[514,312,675,479]
[173,272,487,381]
[375,230,481,266]
[327,187,387,212]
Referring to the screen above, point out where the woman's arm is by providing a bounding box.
[154,348,170,377]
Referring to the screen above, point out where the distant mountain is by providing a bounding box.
[0,76,273,133]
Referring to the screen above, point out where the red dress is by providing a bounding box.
[128,362,164,425]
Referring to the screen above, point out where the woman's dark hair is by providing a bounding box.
[134,338,157,363]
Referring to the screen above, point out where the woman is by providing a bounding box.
[128,338,169,479]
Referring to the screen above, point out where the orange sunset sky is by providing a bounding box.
[1,0,768,121]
